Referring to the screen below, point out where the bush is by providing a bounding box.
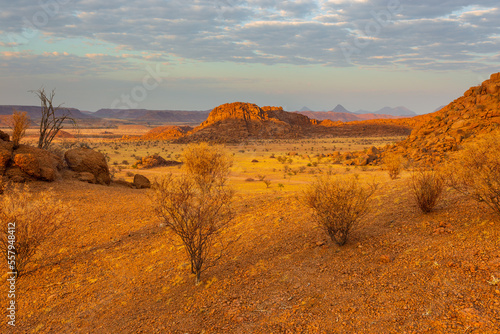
[303,176,377,246]
[152,143,234,284]
[446,133,500,215]
[8,111,31,149]
[384,153,405,179]
[151,175,233,285]
[182,142,233,188]
[0,185,69,277]
[410,169,444,213]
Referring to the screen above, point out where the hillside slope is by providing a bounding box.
[389,72,500,164]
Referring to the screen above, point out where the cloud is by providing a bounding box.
[0,0,498,70]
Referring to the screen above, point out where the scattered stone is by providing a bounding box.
[133,174,151,189]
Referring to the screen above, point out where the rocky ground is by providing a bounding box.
[1,171,499,333]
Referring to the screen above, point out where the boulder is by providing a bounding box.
[11,145,62,182]
[136,154,182,169]
[133,174,151,189]
[366,146,380,156]
[0,141,13,174]
[65,148,111,185]
[0,130,10,142]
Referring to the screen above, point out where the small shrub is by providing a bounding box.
[384,153,405,180]
[8,111,31,149]
[151,174,233,285]
[0,185,69,277]
[446,133,500,215]
[263,179,272,188]
[410,169,445,213]
[245,178,255,182]
[303,176,377,246]
[182,142,233,187]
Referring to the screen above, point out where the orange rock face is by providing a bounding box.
[386,72,500,165]
[177,102,410,143]
[140,126,192,140]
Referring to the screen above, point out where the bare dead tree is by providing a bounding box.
[31,88,74,150]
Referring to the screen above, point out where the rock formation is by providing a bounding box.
[140,126,192,140]
[133,174,151,189]
[386,72,500,165]
[0,132,63,182]
[65,148,111,185]
[177,102,316,142]
[134,154,182,169]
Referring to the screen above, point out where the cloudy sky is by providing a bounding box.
[0,0,499,114]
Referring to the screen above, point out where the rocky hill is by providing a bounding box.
[387,72,500,164]
[139,125,193,140]
[175,102,412,143]
[177,102,316,142]
[0,105,93,119]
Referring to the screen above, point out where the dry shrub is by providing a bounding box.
[182,142,233,187]
[0,185,69,277]
[384,153,405,179]
[410,169,445,213]
[152,143,234,284]
[151,175,233,284]
[8,110,31,149]
[446,133,500,215]
[303,176,377,246]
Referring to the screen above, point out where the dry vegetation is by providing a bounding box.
[8,111,30,149]
[303,176,377,246]
[0,185,69,277]
[1,130,499,333]
[410,169,445,214]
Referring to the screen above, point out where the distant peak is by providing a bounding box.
[331,104,351,113]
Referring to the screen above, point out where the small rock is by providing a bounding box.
[133,174,151,189]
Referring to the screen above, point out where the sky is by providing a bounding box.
[0,0,499,114]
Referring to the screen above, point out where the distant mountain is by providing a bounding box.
[356,106,417,117]
[331,104,352,113]
[93,109,210,124]
[299,110,360,122]
[375,106,416,117]
[298,110,403,122]
[0,105,94,119]
[299,106,312,112]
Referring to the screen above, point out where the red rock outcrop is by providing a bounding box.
[386,72,500,165]
[179,102,316,142]
[140,126,192,140]
[134,154,182,169]
[0,139,62,182]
